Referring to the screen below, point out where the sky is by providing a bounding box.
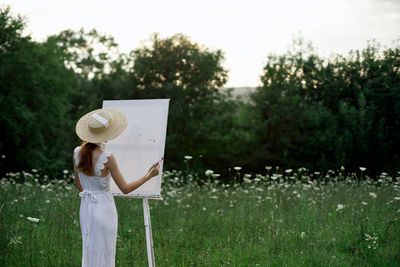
[2,0,400,88]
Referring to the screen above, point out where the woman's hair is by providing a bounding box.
[77,142,98,176]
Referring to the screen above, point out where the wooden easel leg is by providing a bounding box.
[143,198,155,267]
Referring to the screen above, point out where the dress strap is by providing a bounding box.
[94,151,112,176]
[73,146,81,166]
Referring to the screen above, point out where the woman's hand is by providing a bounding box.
[146,163,160,179]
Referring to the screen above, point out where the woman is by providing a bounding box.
[73,108,159,267]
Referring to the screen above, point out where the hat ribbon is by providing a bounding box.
[91,113,109,128]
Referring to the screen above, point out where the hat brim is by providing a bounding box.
[75,108,128,143]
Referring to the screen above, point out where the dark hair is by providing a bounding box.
[77,142,98,176]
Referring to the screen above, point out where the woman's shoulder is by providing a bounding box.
[73,146,81,166]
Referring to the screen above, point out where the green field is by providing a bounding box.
[1,168,399,266]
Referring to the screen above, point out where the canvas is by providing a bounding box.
[102,99,169,199]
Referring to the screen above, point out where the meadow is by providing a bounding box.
[1,166,399,266]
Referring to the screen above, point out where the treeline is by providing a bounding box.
[0,7,399,179]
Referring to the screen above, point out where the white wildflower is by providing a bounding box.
[336,204,345,211]
[205,170,214,176]
[300,232,306,239]
[186,193,192,198]
[369,192,377,199]
[265,166,272,171]
[285,169,292,174]
[1,155,5,159]
[45,200,50,204]
[26,217,39,223]
[234,166,242,171]
[271,174,279,180]
[340,166,345,171]
[9,236,22,245]
[359,167,366,171]
[394,197,400,201]
[63,170,68,174]
[184,156,192,160]
[361,201,368,205]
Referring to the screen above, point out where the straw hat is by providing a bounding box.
[75,108,128,143]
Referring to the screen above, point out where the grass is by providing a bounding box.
[1,168,400,266]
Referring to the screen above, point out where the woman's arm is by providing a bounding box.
[73,157,83,192]
[107,154,159,194]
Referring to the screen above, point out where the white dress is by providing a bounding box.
[74,146,118,267]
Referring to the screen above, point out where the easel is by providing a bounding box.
[142,198,155,267]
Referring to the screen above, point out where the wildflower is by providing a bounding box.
[31,169,38,173]
[340,166,345,171]
[45,200,50,204]
[234,166,242,171]
[336,204,345,211]
[63,170,68,174]
[314,172,320,175]
[361,201,368,205]
[205,170,214,176]
[300,232,306,239]
[285,169,292,174]
[244,178,251,183]
[26,217,39,223]
[265,166,272,171]
[1,155,5,159]
[359,167,366,172]
[9,236,22,245]
[369,192,377,199]
[394,197,400,201]
[186,193,192,198]
[184,156,192,160]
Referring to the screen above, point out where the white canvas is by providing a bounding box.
[102,99,169,199]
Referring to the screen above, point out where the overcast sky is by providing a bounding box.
[3,0,400,87]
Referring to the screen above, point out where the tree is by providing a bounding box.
[0,7,78,176]
[250,37,400,174]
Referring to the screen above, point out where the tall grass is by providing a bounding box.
[1,168,399,266]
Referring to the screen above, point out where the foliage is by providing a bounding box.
[0,7,78,175]
[250,38,400,174]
